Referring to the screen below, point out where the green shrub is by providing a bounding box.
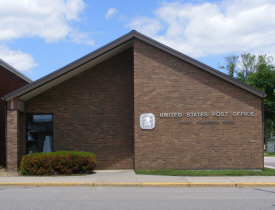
[20,151,97,175]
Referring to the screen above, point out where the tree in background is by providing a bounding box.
[218,55,239,77]
[240,53,256,79]
[236,53,274,83]
[218,53,274,79]
[219,53,275,143]
[248,63,275,141]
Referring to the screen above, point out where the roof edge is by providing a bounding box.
[3,30,266,101]
[3,31,136,101]
[0,59,32,83]
[131,31,266,98]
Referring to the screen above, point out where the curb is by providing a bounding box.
[38,182,94,187]
[0,183,39,187]
[0,182,275,187]
[94,182,141,187]
[141,183,189,187]
[236,183,275,187]
[190,183,236,187]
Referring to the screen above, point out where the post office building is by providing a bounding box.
[3,30,265,171]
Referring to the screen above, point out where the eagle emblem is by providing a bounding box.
[140,113,155,129]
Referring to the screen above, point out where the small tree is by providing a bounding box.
[240,52,256,79]
[218,55,239,77]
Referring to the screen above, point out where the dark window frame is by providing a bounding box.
[26,113,53,154]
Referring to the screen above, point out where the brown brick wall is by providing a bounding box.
[19,48,134,169]
[13,39,263,171]
[0,66,29,167]
[6,110,19,171]
[133,39,263,170]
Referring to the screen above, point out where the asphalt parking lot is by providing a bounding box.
[264,157,275,169]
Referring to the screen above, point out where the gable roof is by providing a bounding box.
[3,30,266,101]
[0,58,32,83]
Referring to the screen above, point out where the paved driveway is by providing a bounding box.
[264,157,275,169]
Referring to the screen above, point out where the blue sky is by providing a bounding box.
[1,0,275,81]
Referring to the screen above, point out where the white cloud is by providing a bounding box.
[105,8,118,20]
[0,0,94,44]
[69,30,95,45]
[126,0,275,58]
[0,44,37,72]
[126,17,163,37]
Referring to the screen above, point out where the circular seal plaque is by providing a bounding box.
[140,113,155,129]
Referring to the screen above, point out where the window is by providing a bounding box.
[26,114,53,154]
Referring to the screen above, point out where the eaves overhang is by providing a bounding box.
[3,32,135,102]
[0,58,32,83]
[3,30,266,101]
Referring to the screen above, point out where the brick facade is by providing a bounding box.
[0,66,29,167]
[19,48,134,169]
[6,110,19,171]
[5,33,264,171]
[134,39,263,170]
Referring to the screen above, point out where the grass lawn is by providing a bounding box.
[135,167,275,176]
[264,153,275,157]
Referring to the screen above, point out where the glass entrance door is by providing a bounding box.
[26,114,53,154]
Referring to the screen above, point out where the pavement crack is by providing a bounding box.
[225,177,235,183]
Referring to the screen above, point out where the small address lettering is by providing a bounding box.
[179,121,192,125]
[179,120,236,125]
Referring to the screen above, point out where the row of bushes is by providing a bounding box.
[20,151,97,175]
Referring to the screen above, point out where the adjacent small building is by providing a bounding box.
[3,30,265,171]
[267,137,275,153]
[0,59,32,167]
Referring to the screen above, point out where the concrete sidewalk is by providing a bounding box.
[1,170,275,187]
